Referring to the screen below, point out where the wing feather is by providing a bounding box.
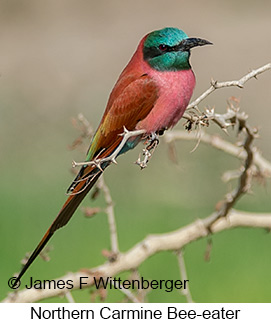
[87,74,159,160]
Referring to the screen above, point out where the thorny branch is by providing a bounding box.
[185,63,271,111]
[164,131,271,178]
[69,113,94,151]
[4,210,271,303]
[72,127,162,172]
[96,176,119,257]
[166,104,264,228]
[82,176,120,259]
[176,250,193,303]
[72,128,146,170]
[4,63,271,303]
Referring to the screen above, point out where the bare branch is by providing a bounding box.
[187,63,271,109]
[211,123,255,223]
[64,290,75,303]
[117,286,140,303]
[164,131,271,178]
[3,209,271,303]
[69,113,94,150]
[97,176,119,256]
[166,107,264,228]
[77,113,94,137]
[72,128,146,169]
[176,250,193,303]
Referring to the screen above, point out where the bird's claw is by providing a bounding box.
[135,132,160,169]
[135,149,152,169]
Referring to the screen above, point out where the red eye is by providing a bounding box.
[159,44,168,51]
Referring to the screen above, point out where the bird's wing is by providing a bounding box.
[86,73,159,160]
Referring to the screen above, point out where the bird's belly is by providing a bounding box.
[137,69,195,133]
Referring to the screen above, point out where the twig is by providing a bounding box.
[187,63,271,109]
[167,108,259,227]
[97,176,119,256]
[176,250,193,303]
[69,113,94,150]
[212,123,255,222]
[77,113,94,137]
[3,209,271,303]
[64,290,75,303]
[164,130,271,177]
[117,285,140,303]
[128,270,151,302]
[72,128,146,169]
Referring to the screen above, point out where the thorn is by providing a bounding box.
[226,106,231,113]
[222,128,229,136]
[119,126,129,137]
[94,161,104,172]
[210,79,218,88]
[252,127,259,135]
[225,122,234,128]
[77,113,84,120]
[123,126,129,133]
[111,158,118,165]
[236,82,244,89]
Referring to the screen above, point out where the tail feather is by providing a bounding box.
[13,166,102,288]
[13,136,124,288]
[12,229,54,288]
[50,169,102,231]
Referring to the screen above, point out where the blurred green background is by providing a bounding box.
[1,0,271,302]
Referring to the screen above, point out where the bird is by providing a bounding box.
[13,27,212,287]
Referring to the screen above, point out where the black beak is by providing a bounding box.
[179,38,213,51]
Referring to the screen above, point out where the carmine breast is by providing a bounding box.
[137,68,195,133]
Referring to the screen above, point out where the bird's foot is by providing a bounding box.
[135,132,160,169]
[135,148,152,169]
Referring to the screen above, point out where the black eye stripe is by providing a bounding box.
[143,46,162,60]
[143,42,185,61]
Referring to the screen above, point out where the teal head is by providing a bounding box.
[143,27,212,71]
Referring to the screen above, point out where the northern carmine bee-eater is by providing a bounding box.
[13,27,212,287]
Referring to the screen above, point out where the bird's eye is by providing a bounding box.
[159,44,168,51]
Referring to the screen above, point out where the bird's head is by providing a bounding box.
[143,27,212,71]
